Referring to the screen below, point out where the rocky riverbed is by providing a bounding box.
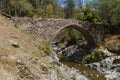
[88,56,120,80]
[54,47,120,80]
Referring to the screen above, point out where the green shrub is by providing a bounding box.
[14,22,19,28]
[42,40,52,55]
[82,51,104,63]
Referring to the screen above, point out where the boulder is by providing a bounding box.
[104,35,120,53]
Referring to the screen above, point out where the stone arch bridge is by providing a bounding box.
[13,17,108,49]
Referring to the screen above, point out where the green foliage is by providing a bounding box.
[82,4,101,24]
[55,27,86,47]
[73,3,101,24]
[0,0,64,18]
[74,9,84,20]
[82,51,104,63]
[53,5,65,18]
[1,0,119,26]
[91,0,120,26]
[111,2,120,25]
[65,0,75,18]
[10,0,33,16]
[42,40,52,55]
[13,22,18,28]
[44,3,54,18]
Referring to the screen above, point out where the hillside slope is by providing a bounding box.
[0,15,88,80]
[0,14,46,80]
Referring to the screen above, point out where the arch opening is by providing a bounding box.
[51,25,97,61]
[53,25,96,61]
[54,27,87,48]
[53,25,97,50]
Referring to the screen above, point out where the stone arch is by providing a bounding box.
[12,17,106,49]
[54,25,97,50]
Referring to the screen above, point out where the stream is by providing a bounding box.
[57,48,120,80]
[51,42,106,80]
[61,60,106,80]
[51,42,120,80]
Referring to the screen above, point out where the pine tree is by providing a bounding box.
[10,0,33,16]
[44,3,54,18]
[65,0,75,19]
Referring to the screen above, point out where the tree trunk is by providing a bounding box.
[14,6,17,17]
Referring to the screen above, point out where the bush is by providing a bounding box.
[42,40,52,55]
[82,51,104,63]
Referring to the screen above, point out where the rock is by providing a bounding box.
[89,62,101,70]
[47,56,54,63]
[51,42,58,47]
[17,60,22,63]
[56,63,88,80]
[57,45,85,62]
[88,56,120,80]
[100,57,114,68]
[50,70,58,80]
[16,59,24,65]
[74,73,88,80]
[104,35,120,53]
[9,40,19,48]
[53,47,61,53]
[69,70,88,80]
[103,49,115,57]
[105,71,120,80]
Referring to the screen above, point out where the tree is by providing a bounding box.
[0,0,11,15]
[112,2,120,25]
[65,0,75,19]
[44,3,54,18]
[0,0,65,18]
[74,9,84,20]
[52,0,65,18]
[55,27,86,47]
[28,0,65,18]
[0,0,33,16]
[73,0,84,20]
[82,3,101,23]
[77,0,83,9]
[92,0,120,26]
[8,0,33,16]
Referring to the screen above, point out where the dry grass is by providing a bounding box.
[98,34,120,53]
[104,35,120,53]
[0,14,49,80]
